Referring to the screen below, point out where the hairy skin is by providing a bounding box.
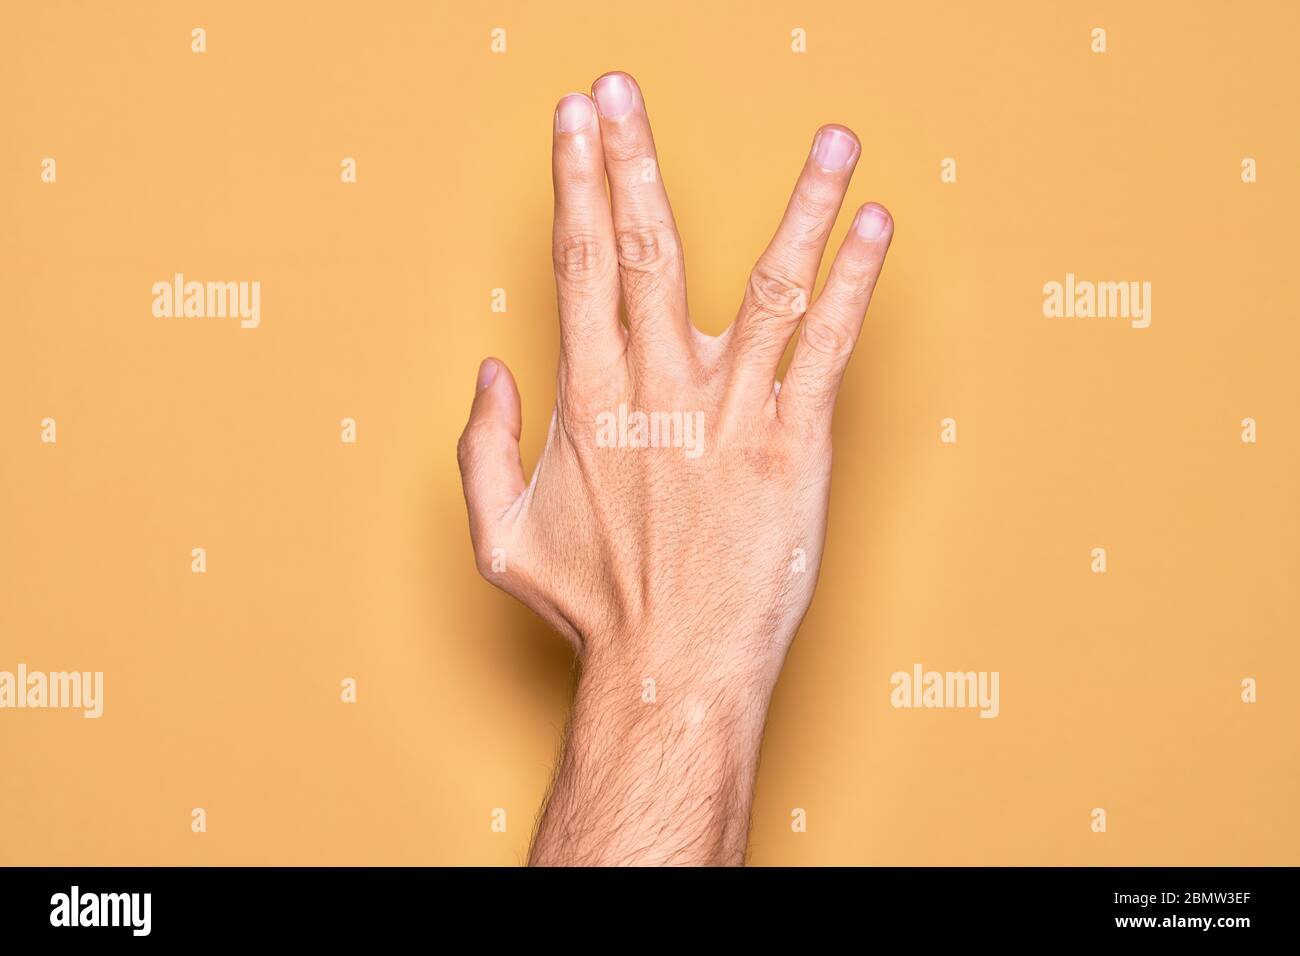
[456,71,893,866]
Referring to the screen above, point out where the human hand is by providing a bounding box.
[456,71,893,864]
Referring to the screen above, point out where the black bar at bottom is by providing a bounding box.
[0,866,1287,941]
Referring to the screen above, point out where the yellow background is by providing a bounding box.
[2,0,1296,865]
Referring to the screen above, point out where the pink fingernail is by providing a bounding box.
[592,73,634,119]
[556,94,595,133]
[477,359,499,390]
[854,204,890,240]
[812,127,858,171]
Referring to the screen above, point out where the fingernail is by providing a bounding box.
[556,94,595,133]
[854,204,890,240]
[592,73,634,119]
[477,359,499,391]
[812,127,858,172]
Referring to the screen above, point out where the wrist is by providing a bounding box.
[579,640,778,745]
[577,647,775,736]
[581,617,787,703]
[528,635,777,866]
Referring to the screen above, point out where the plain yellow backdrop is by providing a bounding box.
[2,0,1296,865]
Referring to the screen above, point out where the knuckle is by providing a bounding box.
[601,131,645,167]
[557,150,603,189]
[455,420,491,473]
[615,226,682,317]
[800,314,855,361]
[788,187,838,247]
[746,262,806,319]
[455,429,473,471]
[553,233,610,285]
[834,255,878,293]
[615,225,678,273]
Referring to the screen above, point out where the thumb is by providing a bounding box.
[456,358,526,561]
